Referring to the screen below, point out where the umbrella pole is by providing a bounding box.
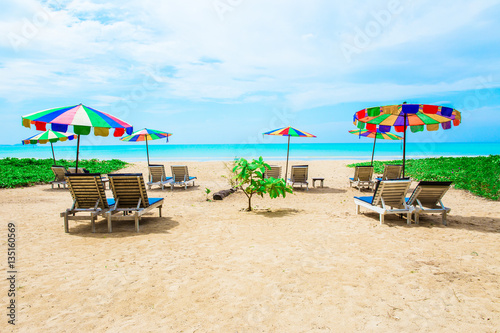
[50,142,56,165]
[146,136,150,166]
[285,135,290,181]
[403,113,407,178]
[75,135,80,172]
[371,136,377,166]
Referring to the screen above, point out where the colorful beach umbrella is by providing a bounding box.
[120,128,172,165]
[353,103,461,177]
[263,126,316,181]
[22,130,78,164]
[349,129,403,166]
[22,104,133,171]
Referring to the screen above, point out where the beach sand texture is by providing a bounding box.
[1,160,499,332]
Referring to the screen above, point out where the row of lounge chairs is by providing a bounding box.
[62,173,164,233]
[51,165,198,191]
[265,165,310,190]
[349,164,404,191]
[351,164,452,225]
[148,165,197,190]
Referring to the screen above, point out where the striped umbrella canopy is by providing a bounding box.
[263,126,316,181]
[264,126,316,137]
[349,129,403,166]
[120,128,172,165]
[353,103,461,176]
[22,104,133,171]
[22,130,78,164]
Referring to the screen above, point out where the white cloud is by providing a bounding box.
[0,0,499,108]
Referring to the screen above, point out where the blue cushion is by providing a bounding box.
[349,177,354,181]
[354,196,373,205]
[148,198,163,205]
[188,176,196,180]
[107,198,115,206]
[375,177,382,181]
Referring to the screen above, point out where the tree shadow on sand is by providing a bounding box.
[253,208,302,218]
[359,212,500,234]
[66,216,180,238]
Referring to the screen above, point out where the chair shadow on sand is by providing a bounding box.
[297,187,347,194]
[66,216,180,238]
[361,212,500,234]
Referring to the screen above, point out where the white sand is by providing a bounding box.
[1,160,499,332]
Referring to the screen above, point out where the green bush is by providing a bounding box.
[348,155,500,200]
[0,158,128,188]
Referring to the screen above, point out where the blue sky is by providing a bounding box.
[1,0,499,145]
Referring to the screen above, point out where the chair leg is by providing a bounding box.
[415,213,419,225]
[159,206,162,217]
[379,214,384,225]
[135,213,140,232]
[442,211,447,226]
[64,212,69,233]
[356,205,360,215]
[107,213,112,233]
[91,215,96,233]
[406,213,411,225]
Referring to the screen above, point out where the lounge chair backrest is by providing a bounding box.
[65,173,109,209]
[371,179,411,208]
[171,165,189,182]
[291,165,308,182]
[381,164,403,180]
[354,166,373,181]
[51,166,67,182]
[407,181,452,207]
[148,164,166,183]
[265,165,282,179]
[108,173,150,209]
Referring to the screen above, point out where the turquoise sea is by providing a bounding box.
[1,142,499,162]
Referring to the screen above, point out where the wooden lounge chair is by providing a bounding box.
[51,165,68,189]
[264,165,282,179]
[375,164,403,181]
[349,166,374,191]
[68,167,108,189]
[106,173,164,232]
[354,179,414,225]
[407,181,452,225]
[287,165,309,190]
[147,164,173,190]
[61,173,112,233]
[170,165,197,190]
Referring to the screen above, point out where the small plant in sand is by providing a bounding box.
[232,157,293,211]
[205,187,212,201]
[221,160,238,188]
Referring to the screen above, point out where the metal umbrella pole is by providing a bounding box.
[75,135,80,172]
[371,136,377,166]
[285,135,291,181]
[50,142,56,165]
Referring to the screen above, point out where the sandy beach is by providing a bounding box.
[1,160,499,332]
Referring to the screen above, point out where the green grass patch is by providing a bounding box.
[0,158,128,188]
[347,155,500,201]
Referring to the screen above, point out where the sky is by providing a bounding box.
[1,0,499,145]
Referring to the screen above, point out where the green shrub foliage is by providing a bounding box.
[0,158,128,188]
[233,157,293,211]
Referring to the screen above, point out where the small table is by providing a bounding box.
[312,177,324,188]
